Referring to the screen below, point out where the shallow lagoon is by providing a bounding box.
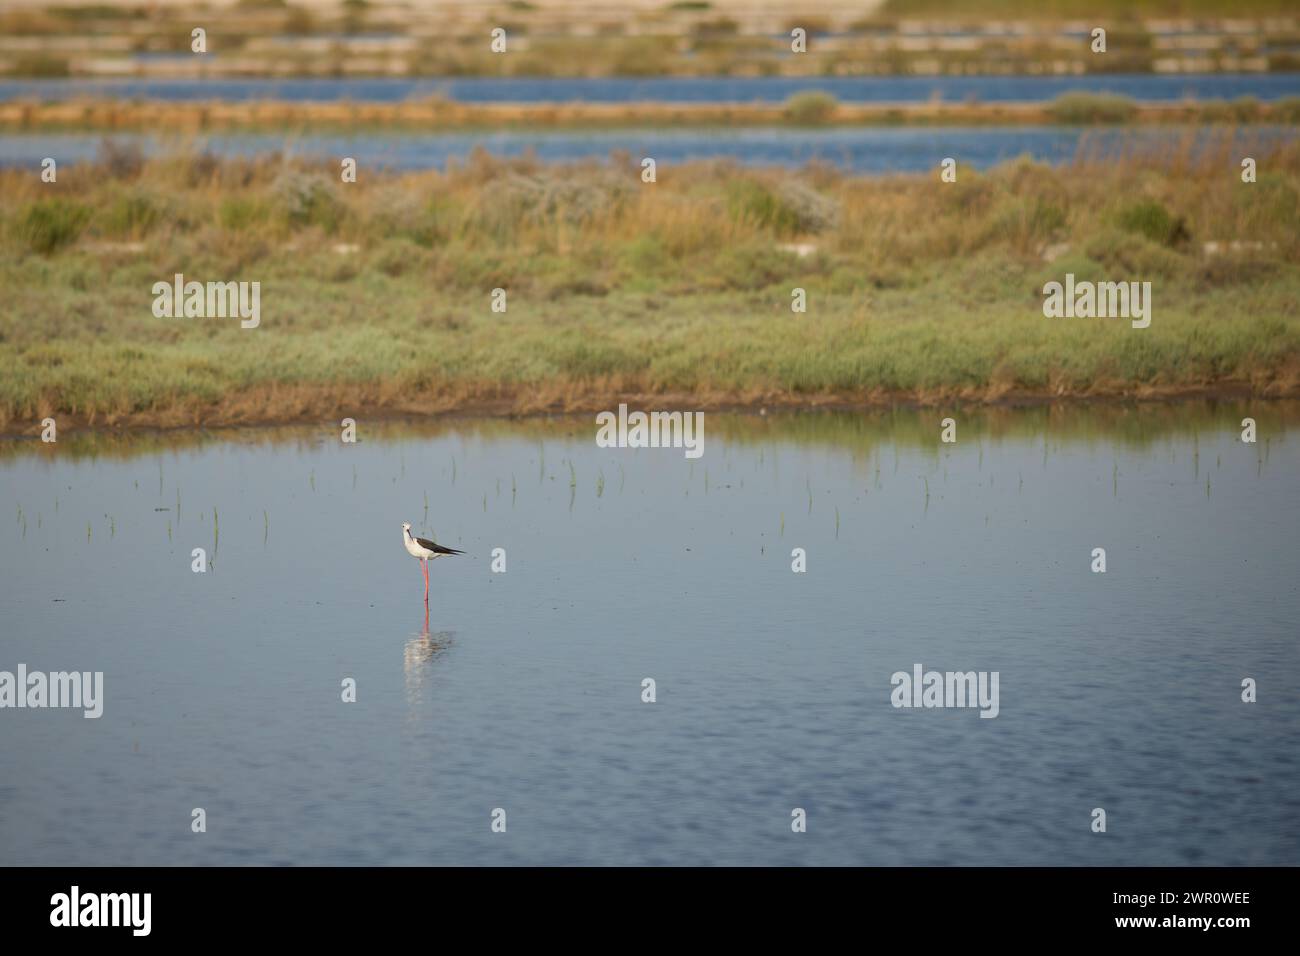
[4,73,1298,104]
[1,403,1297,865]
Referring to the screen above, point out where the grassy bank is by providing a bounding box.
[2,130,1298,431]
[4,93,1300,132]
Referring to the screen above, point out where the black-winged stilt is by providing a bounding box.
[402,522,463,603]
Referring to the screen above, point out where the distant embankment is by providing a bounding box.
[3,92,1299,131]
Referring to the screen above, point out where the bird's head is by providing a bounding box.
[401,522,411,533]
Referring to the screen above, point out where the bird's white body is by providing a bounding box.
[403,528,440,560]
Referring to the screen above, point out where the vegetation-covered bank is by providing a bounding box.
[4,93,1300,132]
[2,134,1298,430]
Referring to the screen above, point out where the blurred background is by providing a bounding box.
[4,0,1300,79]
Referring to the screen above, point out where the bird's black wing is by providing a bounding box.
[416,536,463,555]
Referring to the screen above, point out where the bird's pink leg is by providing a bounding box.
[423,559,429,603]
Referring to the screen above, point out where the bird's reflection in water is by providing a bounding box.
[403,604,454,712]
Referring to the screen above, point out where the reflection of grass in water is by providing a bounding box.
[1,401,1295,467]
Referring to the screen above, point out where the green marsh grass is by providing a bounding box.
[1,135,1298,428]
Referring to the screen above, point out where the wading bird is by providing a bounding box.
[402,522,463,604]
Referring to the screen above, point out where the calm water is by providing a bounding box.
[3,126,1296,173]
[1,405,1297,866]
[3,73,1299,104]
